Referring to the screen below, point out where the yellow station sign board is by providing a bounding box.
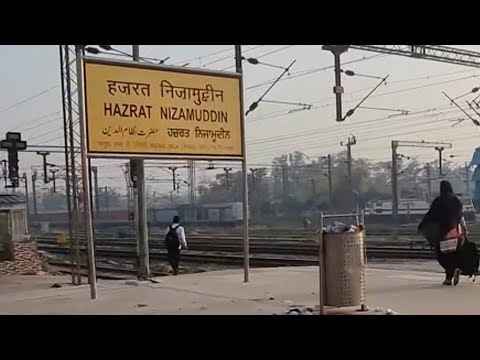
[83,58,244,159]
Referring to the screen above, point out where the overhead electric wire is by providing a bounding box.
[246,68,480,123]
[28,127,63,143]
[247,72,480,123]
[249,114,465,154]
[246,111,475,160]
[173,45,264,67]
[202,45,268,67]
[19,46,480,178]
[0,84,58,114]
[220,45,296,71]
[173,47,236,65]
[248,124,479,164]
[244,53,388,92]
[22,116,63,134]
[247,118,453,160]
[7,110,62,132]
[248,105,460,148]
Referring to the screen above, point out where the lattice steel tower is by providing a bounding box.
[58,45,86,285]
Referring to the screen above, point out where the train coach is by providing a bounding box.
[148,202,243,226]
[365,196,476,224]
[29,202,244,229]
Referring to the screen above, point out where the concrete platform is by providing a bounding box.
[1,265,480,314]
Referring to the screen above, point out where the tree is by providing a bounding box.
[40,191,68,211]
[195,149,467,223]
[97,187,124,210]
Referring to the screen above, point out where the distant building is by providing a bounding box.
[0,193,27,260]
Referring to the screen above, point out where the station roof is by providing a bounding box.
[0,193,26,205]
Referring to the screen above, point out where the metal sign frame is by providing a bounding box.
[75,46,250,300]
[82,56,245,161]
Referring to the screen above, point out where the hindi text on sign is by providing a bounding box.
[107,80,151,97]
[160,80,224,106]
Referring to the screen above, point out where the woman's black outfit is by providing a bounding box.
[418,181,467,285]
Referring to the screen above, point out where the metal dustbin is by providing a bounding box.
[323,226,366,308]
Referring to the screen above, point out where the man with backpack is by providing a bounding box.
[165,216,187,275]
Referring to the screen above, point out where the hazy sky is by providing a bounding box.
[1,45,479,199]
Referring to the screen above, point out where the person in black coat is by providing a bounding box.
[418,180,468,285]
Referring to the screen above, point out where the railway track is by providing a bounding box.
[31,227,478,278]
[37,233,431,248]
[36,234,439,279]
[48,260,169,280]
[36,236,437,266]
[43,246,435,268]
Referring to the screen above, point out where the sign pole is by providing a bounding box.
[82,56,244,287]
[75,45,97,299]
[235,45,250,283]
[131,45,150,280]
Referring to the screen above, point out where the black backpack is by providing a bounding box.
[458,238,480,279]
[165,225,180,249]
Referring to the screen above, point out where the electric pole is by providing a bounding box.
[281,164,289,203]
[22,173,28,208]
[36,151,50,184]
[426,163,432,203]
[187,160,195,221]
[322,45,349,122]
[435,146,445,176]
[465,162,471,196]
[391,140,452,237]
[250,168,258,191]
[341,136,356,209]
[224,167,232,188]
[104,186,109,211]
[22,173,29,233]
[31,171,38,215]
[49,168,58,193]
[131,45,150,280]
[391,141,399,233]
[235,44,250,283]
[92,166,99,211]
[168,167,178,191]
[323,154,333,206]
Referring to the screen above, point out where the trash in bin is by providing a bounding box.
[286,308,314,315]
[325,221,358,233]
